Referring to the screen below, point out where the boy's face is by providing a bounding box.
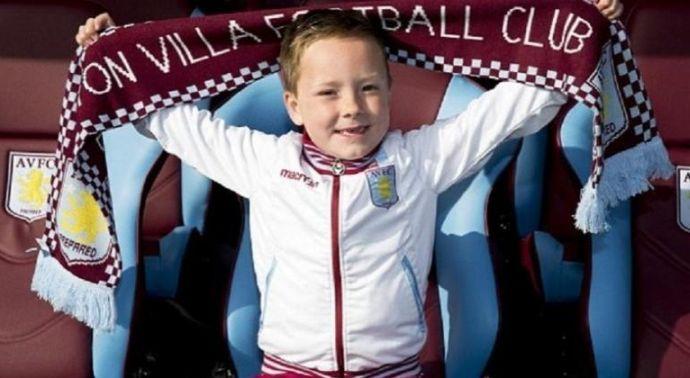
[284,36,391,160]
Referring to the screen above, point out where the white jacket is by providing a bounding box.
[140,82,566,374]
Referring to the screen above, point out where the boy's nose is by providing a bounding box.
[340,93,363,118]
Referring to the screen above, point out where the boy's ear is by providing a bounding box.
[283,91,303,126]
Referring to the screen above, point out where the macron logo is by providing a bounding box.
[280,169,319,189]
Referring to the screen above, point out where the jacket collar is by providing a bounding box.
[301,133,378,176]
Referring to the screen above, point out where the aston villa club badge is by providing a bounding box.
[678,166,690,233]
[56,162,112,266]
[5,151,57,223]
[366,165,398,209]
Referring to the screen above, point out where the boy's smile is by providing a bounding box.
[284,37,391,160]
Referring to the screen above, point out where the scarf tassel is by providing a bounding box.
[574,136,674,233]
[31,240,116,331]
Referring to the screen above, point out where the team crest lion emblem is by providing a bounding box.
[366,165,399,209]
[5,152,57,223]
[56,162,112,266]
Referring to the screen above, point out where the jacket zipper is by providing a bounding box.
[331,174,345,377]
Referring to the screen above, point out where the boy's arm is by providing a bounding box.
[403,82,567,193]
[135,103,279,198]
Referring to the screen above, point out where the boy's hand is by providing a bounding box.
[75,13,115,47]
[595,0,624,21]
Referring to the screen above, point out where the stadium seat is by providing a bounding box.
[506,1,690,376]
[0,3,109,376]
[434,104,519,377]
[624,0,690,376]
[508,100,632,377]
[140,8,212,301]
[0,1,194,377]
[101,95,215,377]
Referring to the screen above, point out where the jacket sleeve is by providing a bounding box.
[135,103,279,198]
[402,82,568,193]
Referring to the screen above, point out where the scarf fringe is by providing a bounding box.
[574,136,674,233]
[31,242,116,331]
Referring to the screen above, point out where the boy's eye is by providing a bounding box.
[362,84,379,92]
[317,89,337,96]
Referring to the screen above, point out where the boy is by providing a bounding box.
[75,6,618,377]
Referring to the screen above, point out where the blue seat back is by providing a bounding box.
[100,98,214,377]
[511,101,632,377]
[561,104,632,377]
[435,78,519,377]
[98,125,164,377]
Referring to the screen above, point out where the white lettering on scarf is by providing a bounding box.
[264,13,287,38]
[405,5,435,36]
[104,51,138,88]
[378,6,402,31]
[137,37,171,73]
[502,6,593,54]
[81,3,597,96]
[439,5,483,41]
[228,20,263,50]
[82,62,112,95]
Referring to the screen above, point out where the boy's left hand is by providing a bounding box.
[595,0,624,21]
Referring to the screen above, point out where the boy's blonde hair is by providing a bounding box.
[279,9,390,94]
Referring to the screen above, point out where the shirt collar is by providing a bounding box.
[301,133,378,176]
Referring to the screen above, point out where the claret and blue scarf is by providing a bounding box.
[31,0,673,330]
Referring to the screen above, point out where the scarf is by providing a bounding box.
[31,0,674,330]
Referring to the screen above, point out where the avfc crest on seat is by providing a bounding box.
[5,152,56,223]
[678,166,690,233]
[366,165,399,209]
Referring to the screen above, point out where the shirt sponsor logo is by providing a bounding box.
[678,166,690,233]
[366,165,399,209]
[56,162,112,265]
[280,169,319,188]
[5,152,57,223]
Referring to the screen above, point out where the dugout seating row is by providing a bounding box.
[1,0,689,377]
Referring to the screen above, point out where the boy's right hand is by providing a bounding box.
[75,13,115,47]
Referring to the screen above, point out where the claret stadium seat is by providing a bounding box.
[499,100,632,377]
[0,3,109,376]
[0,1,201,377]
[510,1,690,376]
[624,0,690,376]
[214,64,551,377]
[492,1,690,377]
